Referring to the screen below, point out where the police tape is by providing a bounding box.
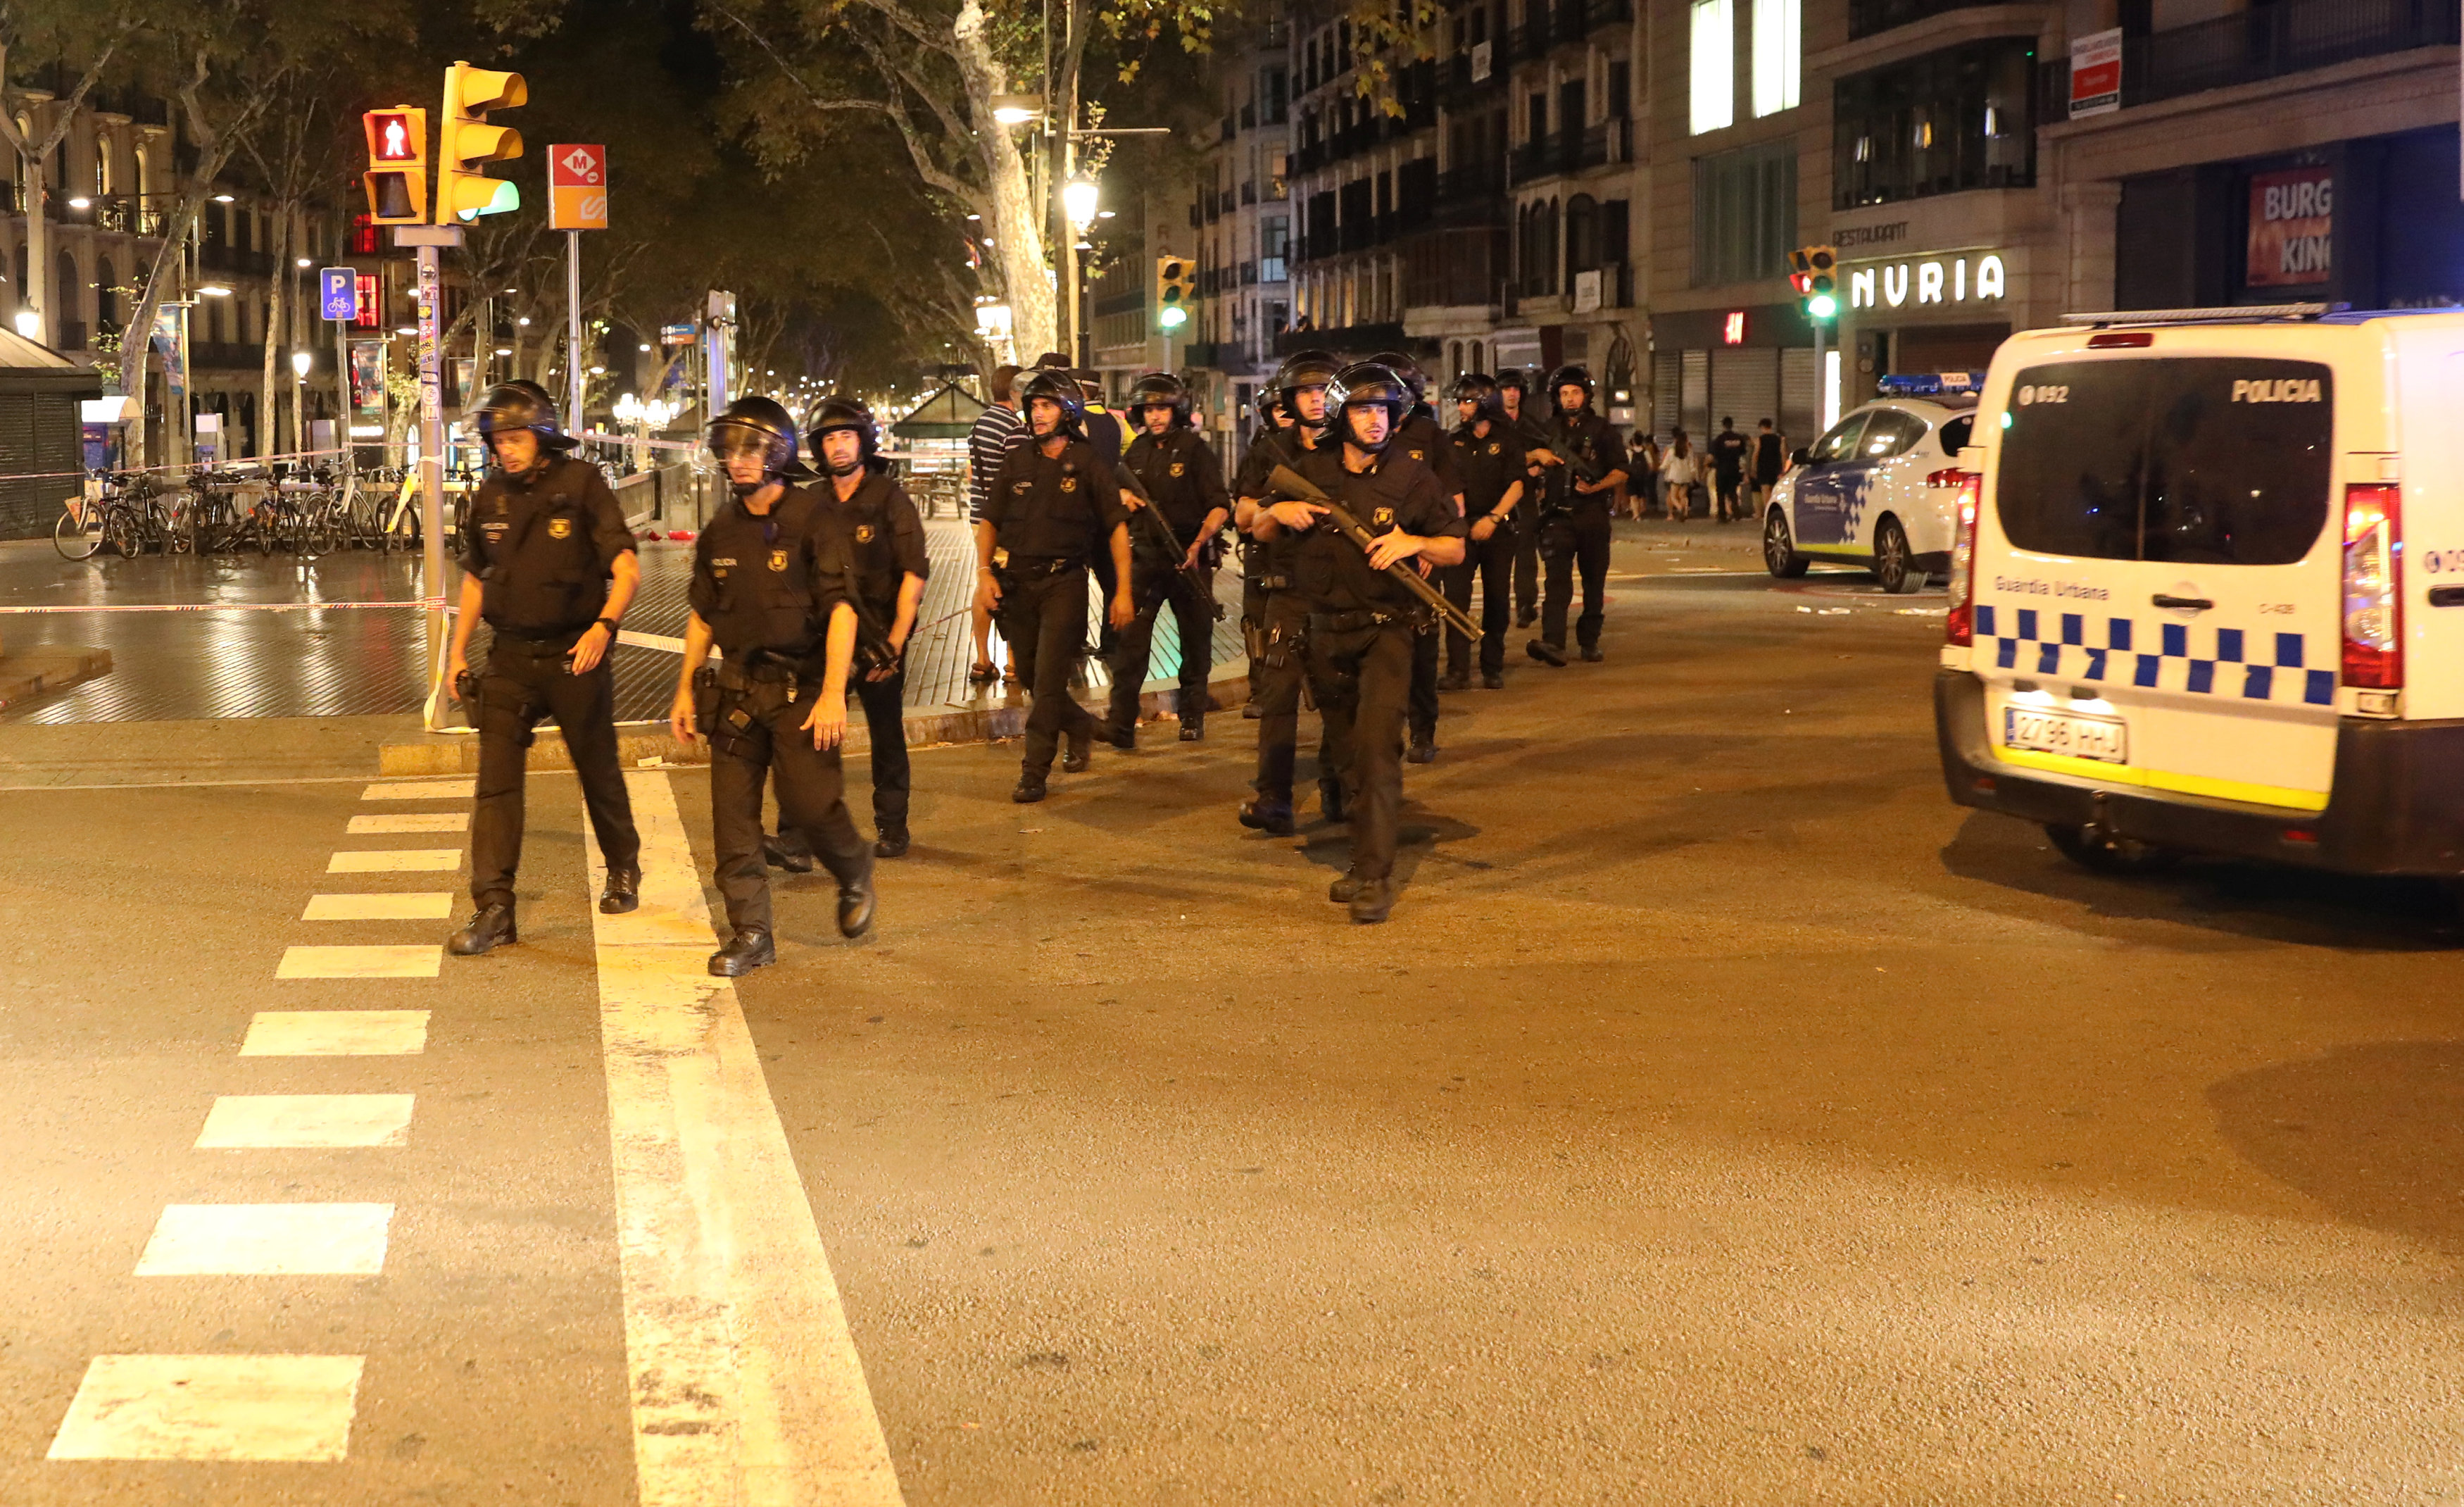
[0,597,448,615]
[0,446,356,487]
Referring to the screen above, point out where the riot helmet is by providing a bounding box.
[1015,368,1088,439]
[1127,370,1193,428]
[1547,363,1596,413]
[805,396,881,476]
[468,381,576,468]
[1367,349,1429,406]
[1325,361,1411,450]
[707,395,811,496]
[1450,372,1507,428]
[1273,348,1341,434]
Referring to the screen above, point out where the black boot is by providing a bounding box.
[1347,877,1396,924]
[1481,670,1506,689]
[874,827,910,858]
[1241,701,1263,720]
[762,834,815,873]
[1407,737,1437,765]
[1319,779,1348,825]
[1093,718,1136,750]
[1179,712,1205,742]
[1328,868,1366,903]
[1526,639,1567,667]
[448,902,516,956]
[1436,670,1470,692]
[1238,798,1295,836]
[1013,768,1049,803]
[708,928,775,977]
[1062,727,1093,773]
[599,866,640,915]
[837,873,876,939]
[1580,644,1605,663]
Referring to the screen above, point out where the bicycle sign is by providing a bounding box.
[319,267,358,322]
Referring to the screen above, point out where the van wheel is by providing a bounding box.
[1763,507,1809,578]
[2044,823,2182,875]
[1874,518,1924,594]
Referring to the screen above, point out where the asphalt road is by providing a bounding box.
[4,523,2460,1503]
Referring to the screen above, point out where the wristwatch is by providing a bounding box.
[594,616,619,634]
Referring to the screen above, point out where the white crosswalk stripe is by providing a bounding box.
[302,892,455,920]
[327,848,461,873]
[276,944,440,979]
[49,1355,365,1462]
[134,1203,394,1276]
[240,1011,429,1056]
[195,1094,415,1149]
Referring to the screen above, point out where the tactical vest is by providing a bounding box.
[472,456,610,634]
[693,491,825,663]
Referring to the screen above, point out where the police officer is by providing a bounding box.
[974,370,1138,803]
[1370,350,1462,765]
[1236,387,1296,717]
[808,396,929,856]
[1441,373,1526,690]
[1231,349,1338,834]
[1526,364,1628,668]
[1251,362,1464,923]
[1110,371,1231,744]
[665,396,876,977]
[445,382,642,957]
[1497,370,1547,628]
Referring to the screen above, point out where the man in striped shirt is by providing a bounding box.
[965,364,1024,684]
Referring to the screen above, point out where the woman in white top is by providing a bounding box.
[1660,431,1699,523]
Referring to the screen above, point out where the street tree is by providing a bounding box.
[0,4,139,349]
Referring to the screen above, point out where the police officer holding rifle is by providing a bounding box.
[1104,372,1229,744]
[1526,363,1628,667]
[974,370,1138,803]
[445,382,642,958]
[666,396,877,977]
[1252,361,1466,923]
[1231,349,1337,833]
[1442,373,1526,689]
[1369,350,1463,765]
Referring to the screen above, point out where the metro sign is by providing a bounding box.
[548,143,608,230]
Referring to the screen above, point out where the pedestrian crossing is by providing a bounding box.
[48,775,467,1465]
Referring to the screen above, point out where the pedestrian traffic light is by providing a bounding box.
[1155,255,1195,330]
[439,61,526,223]
[360,107,429,225]
[1790,244,1839,321]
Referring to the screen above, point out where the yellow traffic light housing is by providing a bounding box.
[1155,254,1195,330]
[1806,243,1839,318]
[439,61,527,223]
[361,107,429,225]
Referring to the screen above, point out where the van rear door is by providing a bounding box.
[1981,354,2341,810]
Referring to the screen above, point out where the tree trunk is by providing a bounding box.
[258,209,286,457]
[21,153,47,345]
[124,145,246,470]
[952,0,1052,361]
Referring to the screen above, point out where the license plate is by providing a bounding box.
[2003,706,2127,763]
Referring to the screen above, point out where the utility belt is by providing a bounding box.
[691,651,815,756]
[1007,555,1080,579]
[486,622,589,654]
[1307,607,1419,636]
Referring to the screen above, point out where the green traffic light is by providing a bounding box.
[1159,306,1187,330]
[1807,292,1838,320]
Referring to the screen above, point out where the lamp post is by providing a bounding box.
[290,349,311,456]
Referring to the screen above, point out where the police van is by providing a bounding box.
[1762,375,1978,594]
[1936,303,2464,879]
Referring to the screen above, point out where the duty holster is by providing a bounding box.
[706,656,807,758]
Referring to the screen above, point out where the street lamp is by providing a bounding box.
[1063,175,1099,233]
[13,310,38,339]
[291,350,312,456]
[991,94,1043,125]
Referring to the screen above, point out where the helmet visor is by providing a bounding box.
[708,420,777,463]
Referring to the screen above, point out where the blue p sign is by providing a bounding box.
[319,267,358,323]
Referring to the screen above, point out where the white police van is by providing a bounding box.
[1762,375,1979,594]
[1937,303,2464,878]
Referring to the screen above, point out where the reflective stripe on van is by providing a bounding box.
[1975,605,2337,708]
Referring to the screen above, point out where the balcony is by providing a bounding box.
[1403,225,1509,310]
[1507,118,1632,185]
[199,243,277,277]
[1436,159,1507,205]
[1274,321,1410,358]
[2036,0,2458,120]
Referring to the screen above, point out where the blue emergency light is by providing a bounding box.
[1876,372,1981,397]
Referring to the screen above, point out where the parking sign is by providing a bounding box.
[319,267,359,322]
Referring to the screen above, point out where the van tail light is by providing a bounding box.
[2341,482,2403,689]
[1944,473,1982,646]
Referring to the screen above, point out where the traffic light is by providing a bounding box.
[1790,244,1839,321]
[439,61,527,223]
[1155,254,1195,330]
[360,107,429,225]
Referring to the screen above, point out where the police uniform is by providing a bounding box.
[1535,408,1626,657]
[1506,400,1550,623]
[690,487,873,937]
[1236,425,1331,829]
[1447,418,1527,680]
[1111,423,1229,735]
[982,435,1132,780]
[1236,423,1303,694]
[815,465,930,843]
[460,454,641,914]
[1394,408,1462,756]
[1287,442,1464,905]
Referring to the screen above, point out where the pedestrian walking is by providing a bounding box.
[1111,371,1231,744]
[964,364,1022,687]
[1624,433,1662,519]
[1232,349,1338,834]
[664,396,877,977]
[1661,431,1699,523]
[1709,416,1749,523]
[1249,361,1464,923]
[974,370,1138,803]
[1441,373,1524,690]
[1749,418,1787,518]
[1525,365,1628,668]
[445,382,641,958]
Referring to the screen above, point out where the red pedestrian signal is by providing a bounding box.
[360,106,429,225]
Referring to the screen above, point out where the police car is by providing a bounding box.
[1937,304,2464,882]
[1761,375,1980,594]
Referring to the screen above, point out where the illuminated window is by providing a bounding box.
[1690,0,1735,135]
[1752,0,1800,117]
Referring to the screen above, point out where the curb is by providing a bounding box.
[376,660,1256,775]
[0,647,113,712]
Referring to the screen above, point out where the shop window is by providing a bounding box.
[1691,141,1794,287]
[1690,0,1736,135]
[1833,37,2035,208]
[1752,0,1801,116]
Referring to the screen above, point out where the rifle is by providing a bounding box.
[1264,463,1481,642]
[1115,456,1225,621]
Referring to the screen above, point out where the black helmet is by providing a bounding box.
[1324,361,1411,444]
[1127,371,1193,426]
[1250,387,1287,428]
[1546,363,1595,411]
[1367,349,1428,404]
[708,395,811,485]
[1495,368,1530,397]
[805,395,881,473]
[469,381,575,454]
[1450,371,1506,426]
[1014,368,1087,437]
[1273,348,1340,433]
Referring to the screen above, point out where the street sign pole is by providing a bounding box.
[395,224,463,731]
[565,231,583,436]
[547,144,608,439]
[318,266,360,477]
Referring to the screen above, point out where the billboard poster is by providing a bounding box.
[2248,166,2333,287]
[149,306,187,408]
[348,340,389,418]
[2069,29,2122,118]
